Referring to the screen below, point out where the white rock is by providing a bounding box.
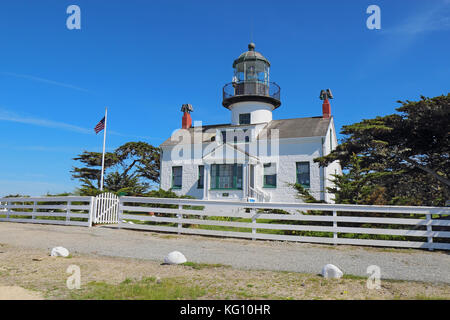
[50,247,69,257]
[321,264,343,279]
[164,251,187,265]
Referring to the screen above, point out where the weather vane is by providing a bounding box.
[181,104,193,113]
[320,89,333,100]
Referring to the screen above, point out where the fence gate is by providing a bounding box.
[93,192,119,224]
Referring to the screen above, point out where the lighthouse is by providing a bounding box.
[160,42,341,203]
[222,43,281,125]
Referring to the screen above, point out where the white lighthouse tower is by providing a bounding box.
[222,43,281,125]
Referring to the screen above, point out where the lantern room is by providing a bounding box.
[222,43,281,124]
[232,43,270,84]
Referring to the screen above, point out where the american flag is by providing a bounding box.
[94,117,105,134]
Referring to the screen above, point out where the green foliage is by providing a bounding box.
[72,141,160,196]
[327,153,393,205]
[44,192,72,197]
[316,94,450,206]
[182,262,231,270]
[70,277,205,300]
[291,183,325,203]
[3,194,29,198]
[143,189,183,198]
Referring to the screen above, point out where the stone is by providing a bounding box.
[321,264,343,279]
[50,247,69,257]
[164,251,187,265]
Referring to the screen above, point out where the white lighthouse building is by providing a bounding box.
[160,43,341,203]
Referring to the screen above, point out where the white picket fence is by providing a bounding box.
[0,196,93,227]
[1,195,450,251]
[119,197,450,251]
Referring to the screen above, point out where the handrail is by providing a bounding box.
[249,186,271,202]
[223,81,281,101]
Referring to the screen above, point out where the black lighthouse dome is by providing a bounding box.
[232,43,271,68]
[223,43,281,109]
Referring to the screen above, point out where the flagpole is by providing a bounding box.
[100,107,107,191]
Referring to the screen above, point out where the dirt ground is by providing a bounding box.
[0,286,43,300]
[0,242,449,300]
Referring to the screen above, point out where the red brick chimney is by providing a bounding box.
[182,112,192,129]
[322,99,331,118]
[320,89,333,118]
[181,104,193,129]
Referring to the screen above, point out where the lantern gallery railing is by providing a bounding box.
[223,81,281,102]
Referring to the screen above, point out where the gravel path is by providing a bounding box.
[0,222,449,284]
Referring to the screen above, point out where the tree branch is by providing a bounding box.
[397,154,450,187]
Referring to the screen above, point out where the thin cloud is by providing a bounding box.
[10,145,91,153]
[354,1,450,79]
[382,3,450,36]
[108,130,164,141]
[0,72,90,93]
[0,107,162,140]
[0,108,92,134]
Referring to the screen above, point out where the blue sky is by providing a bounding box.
[0,0,449,196]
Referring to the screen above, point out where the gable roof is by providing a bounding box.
[202,143,259,164]
[160,116,332,147]
[258,117,332,140]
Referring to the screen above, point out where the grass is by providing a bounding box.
[182,261,231,270]
[70,277,206,300]
[414,295,448,300]
[342,274,368,280]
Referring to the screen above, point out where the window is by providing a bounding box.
[296,162,310,188]
[211,164,243,189]
[263,163,277,188]
[239,113,251,125]
[172,166,182,189]
[330,129,333,150]
[221,131,227,143]
[197,165,204,189]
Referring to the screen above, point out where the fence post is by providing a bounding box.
[251,211,258,241]
[6,200,10,220]
[177,205,182,234]
[32,201,37,220]
[88,196,95,227]
[66,200,71,225]
[117,198,123,228]
[426,213,433,251]
[333,210,338,245]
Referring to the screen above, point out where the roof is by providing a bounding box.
[160,116,332,147]
[233,43,270,68]
[260,117,332,139]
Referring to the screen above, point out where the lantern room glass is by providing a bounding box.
[234,60,269,84]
